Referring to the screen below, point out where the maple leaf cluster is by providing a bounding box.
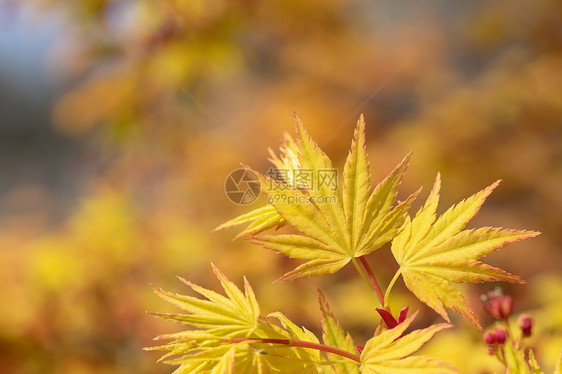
[150,115,539,373]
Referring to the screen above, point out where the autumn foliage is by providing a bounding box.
[150,117,542,373]
[1,1,561,373]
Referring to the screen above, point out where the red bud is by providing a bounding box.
[494,328,507,344]
[483,290,513,320]
[519,315,533,338]
[484,331,496,345]
[484,328,507,346]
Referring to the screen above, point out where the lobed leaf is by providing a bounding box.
[215,205,286,239]
[239,115,415,281]
[319,291,360,374]
[267,311,323,369]
[360,311,457,374]
[149,265,328,373]
[391,175,540,328]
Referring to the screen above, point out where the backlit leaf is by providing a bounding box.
[243,115,416,280]
[528,349,544,374]
[318,291,360,374]
[215,205,286,239]
[149,264,322,373]
[360,311,457,374]
[391,175,540,329]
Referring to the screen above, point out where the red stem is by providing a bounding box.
[226,338,361,363]
[359,256,385,306]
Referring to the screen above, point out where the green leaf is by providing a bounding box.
[360,311,457,374]
[391,175,540,328]
[247,115,416,280]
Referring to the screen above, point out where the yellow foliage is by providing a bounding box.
[1,0,560,372]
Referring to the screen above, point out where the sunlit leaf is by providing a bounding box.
[245,115,417,280]
[391,175,540,328]
[318,291,360,374]
[267,310,323,368]
[360,311,457,374]
[149,264,322,373]
[528,349,544,374]
[215,205,286,239]
[503,341,531,374]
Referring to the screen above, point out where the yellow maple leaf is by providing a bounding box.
[390,174,540,329]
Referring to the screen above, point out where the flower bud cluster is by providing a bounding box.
[481,287,513,320]
[519,314,533,338]
[484,328,507,355]
[481,288,535,358]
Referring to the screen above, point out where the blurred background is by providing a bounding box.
[0,0,560,373]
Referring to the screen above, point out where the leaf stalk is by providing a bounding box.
[225,338,361,363]
[384,269,402,308]
[358,256,385,306]
[351,257,383,306]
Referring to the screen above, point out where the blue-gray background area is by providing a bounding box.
[0,0,493,225]
[0,3,86,224]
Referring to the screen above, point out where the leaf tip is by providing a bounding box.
[403,150,414,163]
[434,172,442,186]
[356,114,366,132]
[528,230,541,238]
[317,289,329,311]
[150,283,166,294]
[293,112,305,132]
[486,179,502,195]
[276,270,300,283]
[272,276,284,284]
[176,275,192,287]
